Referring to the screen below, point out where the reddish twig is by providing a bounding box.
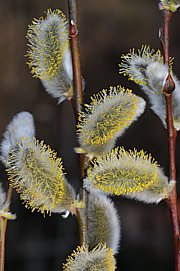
[67,0,88,245]
[69,19,83,121]
[161,9,180,271]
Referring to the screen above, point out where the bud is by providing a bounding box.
[76,86,145,157]
[63,244,116,271]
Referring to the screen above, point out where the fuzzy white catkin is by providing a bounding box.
[6,137,77,215]
[84,147,173,204]
[85,191,120,255]
[0,111,35,166]
[26,9,74,104]
[119,46,180,130]
[77,86,146,157]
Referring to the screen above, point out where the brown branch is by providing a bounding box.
[0,186,13,271]
[69,20,83,120]
[67,0,88,245]
[161,9,180,271]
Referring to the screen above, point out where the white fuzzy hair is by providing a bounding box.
[42,50,73,104]
[126,180,175,204]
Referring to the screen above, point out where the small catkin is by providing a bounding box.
[26,9,73,103]
[85,191,120,254]
[6,137,77,215]
[62,244,116,271]
[119,45,180,130]
[85,147,169,201]
[77,85,145,157]
[119,45,163,85]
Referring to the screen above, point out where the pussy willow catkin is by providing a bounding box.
[26,9,73,103]
[77,86,145,157]
[63,244,116,271]
[85,147,169,202]
[6,137,76,215]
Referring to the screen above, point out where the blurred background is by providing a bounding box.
[0,0,180,270]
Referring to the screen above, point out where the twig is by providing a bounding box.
[0,186,13,271]
[161,9,180,271]
[0,217,7,271]
[67,0,88,245]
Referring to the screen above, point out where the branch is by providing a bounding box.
[67,0,88,245]
[0,186,13,271]
[161,9,180,271]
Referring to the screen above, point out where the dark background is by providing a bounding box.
[0,0,180,270]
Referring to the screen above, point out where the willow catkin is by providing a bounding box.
[85,191,120,254]
[84,147,173,203]
[63,244,116,271]
[119,45,180,130]
[76,86,145,157]
[26,9,73,103]
[6,137,77,215]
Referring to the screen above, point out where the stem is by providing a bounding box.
[161,10,180,271]
[0,186,13,271]
[67,0,88,245]
[0,218,7,271]
[68,1,83,120]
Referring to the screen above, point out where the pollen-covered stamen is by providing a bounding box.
[119,45,164,85]
[77,86,145,157]
[63,244,116,271]
[85,147,168,196]
[6,137,76,215]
